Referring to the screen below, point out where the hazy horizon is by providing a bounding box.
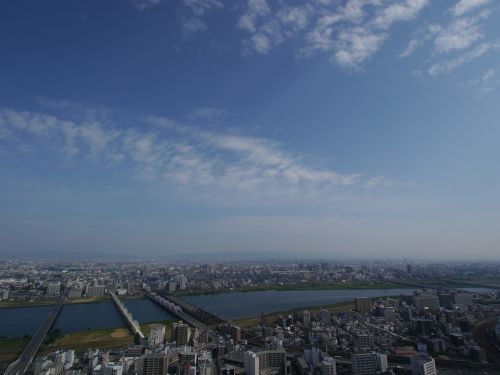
[1,0,500,260]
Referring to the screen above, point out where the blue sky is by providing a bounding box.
[1,0,500,259]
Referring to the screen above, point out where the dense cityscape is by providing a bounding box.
[3,0,500,375]
[1,260,500,375]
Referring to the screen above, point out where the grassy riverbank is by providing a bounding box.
[174,281,402,296]
[0,336,30,364]
[0,320,174,364]
[234,300,355,328]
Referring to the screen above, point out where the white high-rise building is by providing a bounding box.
[1,289,9,300]
[244,350,286,375]
[92,363,123,375]
[244,351,259,375]
[410,355,437,375]
[376,353,388,373]
[46,282,61,296]
[86,284,105,297]
[320,356,337,375]
[178,275,188,290]
[148,324,165,347]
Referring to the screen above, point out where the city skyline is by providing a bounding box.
[1,0,500,259]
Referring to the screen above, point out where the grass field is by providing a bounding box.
[0,336,30,365]
[234,300,355,328]
[36,327,134,355]
[0,320,175,365]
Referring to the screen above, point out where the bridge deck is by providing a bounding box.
[5,295,65,375]
[110,293,145,339]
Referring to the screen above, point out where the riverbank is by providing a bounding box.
[174,281,401,296]
[234,300,355,328]
[0,320,175,365]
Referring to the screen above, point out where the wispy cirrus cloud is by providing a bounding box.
[237,0,430,67]
[131,0,162,11]
[0,104,405,206]
[173,0,500,76]
[433,17,484,53]
[428,41,500,76]
[451,0,491,17]
[400,0,498,75]
[467,67,499,97]
[180,0,223,37]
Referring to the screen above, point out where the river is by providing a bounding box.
[0,298,174,338]
[0,287,492,338]
[182,288,419,319]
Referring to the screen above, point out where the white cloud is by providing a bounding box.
[182,0,223,16]
[182,16,207,36]
[334,27,386,68]
[250,33,272,54]
[428,42,499,75]
[180,0,223,36]
[399,39,421,58]
[434,17,483,53]
[372,0,430,29]
[301,0,429,67]
[189,107,228,121]
[172,0,497,73]
[468,67,498,96]
[451,0,490,17]
[277,5,311,32]
[0,106,401,206]
[131,0,161,11]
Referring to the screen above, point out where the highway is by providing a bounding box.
[5,295,65,375]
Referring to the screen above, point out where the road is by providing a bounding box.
[4,295,65,375]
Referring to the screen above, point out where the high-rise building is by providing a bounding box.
[413,295,440,311]
[92,363,123,375]
[172,322,191,346]
[375,353,388,373]
[86,284,106,297]
[438,293,454,308]
[352,352,387,375]
[148,324,165,347]
[244,350,286,375]
[352,352,377,375]
[353,333,375,350]
[410,354,436,375]
[46,282,61,297]
[453,293,473,305]
[168,281,177,293]
[302,310,311,328]
[320,357,336,375]
[230,325,241,341]
[137,353,170,375]
[1,289,10,301]
[179,275,188,290]
[67,288,82,299]
[244,351,259,375]
[354,298,372,314]
[197,351,213,375]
